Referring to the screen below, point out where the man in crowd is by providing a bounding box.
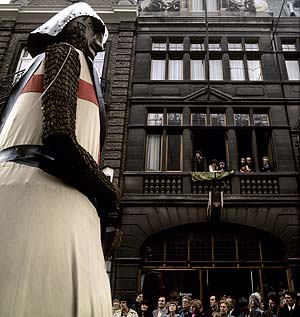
[263,292,280,317]
[180,296,192,317]
[113,294,138,317]
[152,296,168,317]
[204,295,219,317]
[278,291,300,317]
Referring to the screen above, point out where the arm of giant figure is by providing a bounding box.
[41,42,119,216]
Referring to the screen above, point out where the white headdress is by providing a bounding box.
[28,2,108,57]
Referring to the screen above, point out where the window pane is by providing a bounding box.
[209,60,223,80]
[167,113,182,126]
[285,60,300,80]
[152,42,167,51]
[169,43,183,51]
[247,60,263,81]
[169,60,183,80]
[209,43,221,51]
[191,113,207,126]
[214,237,236,261]
[151,60,166,80]
[147,113,164,126]
[191,0,203,11]
[234,113,250,126]
[190,43,204,51]
[15,48,33,72]
[211,113,226,126]
[94,51,105,78]
[230,59,245,80]
[206,0,217,11]
[282,44,296,51]
[167,135,182,170]
[191,59,205,80]
[228,43,242,51]
[253,113,269,126]
[245,43,259,51]
[146,135,161,171]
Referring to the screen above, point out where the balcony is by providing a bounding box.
[123,171,298,199]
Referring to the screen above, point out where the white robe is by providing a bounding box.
[0,50,112,316]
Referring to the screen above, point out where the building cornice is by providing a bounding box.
[0,4,138,24]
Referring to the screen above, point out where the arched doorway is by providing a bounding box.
[140,223,288,308]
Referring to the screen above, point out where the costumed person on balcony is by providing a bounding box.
[0,2,119,316]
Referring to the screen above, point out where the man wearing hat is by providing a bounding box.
[0,2,118,316]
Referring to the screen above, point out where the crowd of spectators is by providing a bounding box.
[112,290,300,317]
[192,150,274,173]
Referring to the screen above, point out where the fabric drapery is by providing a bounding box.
[146,134,161,171]
[151,60,165,80]
[191,59,205,80]
[169,59,183,80]
[230,59,245,80]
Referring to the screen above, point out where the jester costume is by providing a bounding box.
[0,3,118,316]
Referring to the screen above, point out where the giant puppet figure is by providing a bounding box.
[0,2,119,316]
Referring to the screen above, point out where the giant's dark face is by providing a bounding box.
[60,16,104,59]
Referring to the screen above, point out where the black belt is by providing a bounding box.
[0,145,55,167]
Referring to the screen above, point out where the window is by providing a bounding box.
[15,48,32,72]
[209,42,221,51]
[209,59,223,80]
[282,43,296,51]
[191,113,207,126]
[253,113,269,126]
[230,59,245,80]
[146,111,183,171]
[234,113,250,126]
[206,0,218,11]
[94,51,105,79]
[247,60,263,81]
[146,135,162,171]
[245,42,259,51]
[285,60,300,80]
[152,42,167,51]
[190,43,204,51]
[167,135,182,170]
[210,113,226,126]
[169,59,183,80]
[148,113,164,126]
[228,42,242,51]
[190,59,205,80]
[167,113,182,126]
[191,0,203,11]
[151,60,166,80]
[169,42,183,51]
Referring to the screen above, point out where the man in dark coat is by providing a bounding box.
[278,291,300,317]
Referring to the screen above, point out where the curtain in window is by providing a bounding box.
[94,51,105,81]
[230,59,245,80]
[151,60,166,80]
[191,60,205,80]
[146,135,161,171]
[16,48,33,72]
[191,0,203,11]
[209,60,223,80]
[169,60,183,80]
[285,60,300,80]
[206,0,217,11]
[247,60,263,81]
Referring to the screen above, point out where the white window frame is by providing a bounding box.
[285,60,300,80]
[15,48,33,72]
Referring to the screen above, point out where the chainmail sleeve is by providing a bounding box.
[41,42,119,215]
